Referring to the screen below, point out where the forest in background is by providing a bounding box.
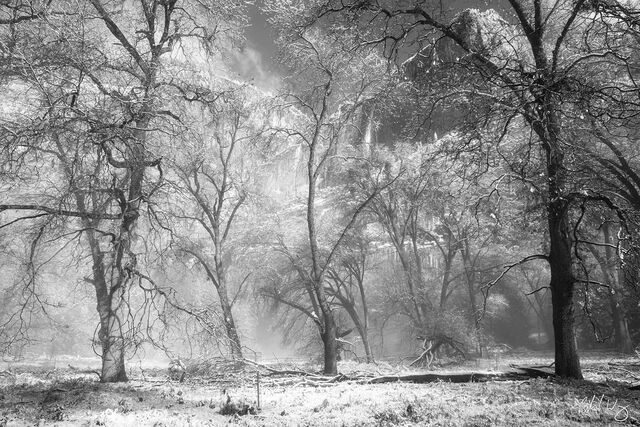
[1,0,640,382]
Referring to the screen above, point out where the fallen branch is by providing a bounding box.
[410,349,432,368]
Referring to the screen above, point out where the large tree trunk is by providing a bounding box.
[217,283,243,359]
[534,73,583,378]
[87,225,134,383]
[95,285,128,382]
[321,314,338,375]
[550,281,581,379]
[93,239,129,383]
[314,275,339,374]
[98,312,128,382]
[548,198,583,379]
[83,221,129,383]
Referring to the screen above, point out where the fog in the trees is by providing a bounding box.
[1,0,640,389]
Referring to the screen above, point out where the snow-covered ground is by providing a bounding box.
[1,353,639,426]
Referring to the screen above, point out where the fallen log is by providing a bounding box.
[510,365,555,379]
[241,358,313,376]
[610,362,640,369]
[608,363,640,381]
[67,365,101,378]
[368,373,496,384]
[367,366,554,384]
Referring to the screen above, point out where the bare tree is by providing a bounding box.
[0,0,247,381]
[261,25,389,374]
[165,87,269,359]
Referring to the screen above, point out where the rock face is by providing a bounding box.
[449,9,516,55]
[450,8,533,71]
[403,8,530,80]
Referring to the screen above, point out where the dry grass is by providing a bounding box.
[1,352,639,426]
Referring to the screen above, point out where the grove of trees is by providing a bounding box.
[1,0,640,381]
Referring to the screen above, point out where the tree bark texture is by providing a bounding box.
[548,194,583,378]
